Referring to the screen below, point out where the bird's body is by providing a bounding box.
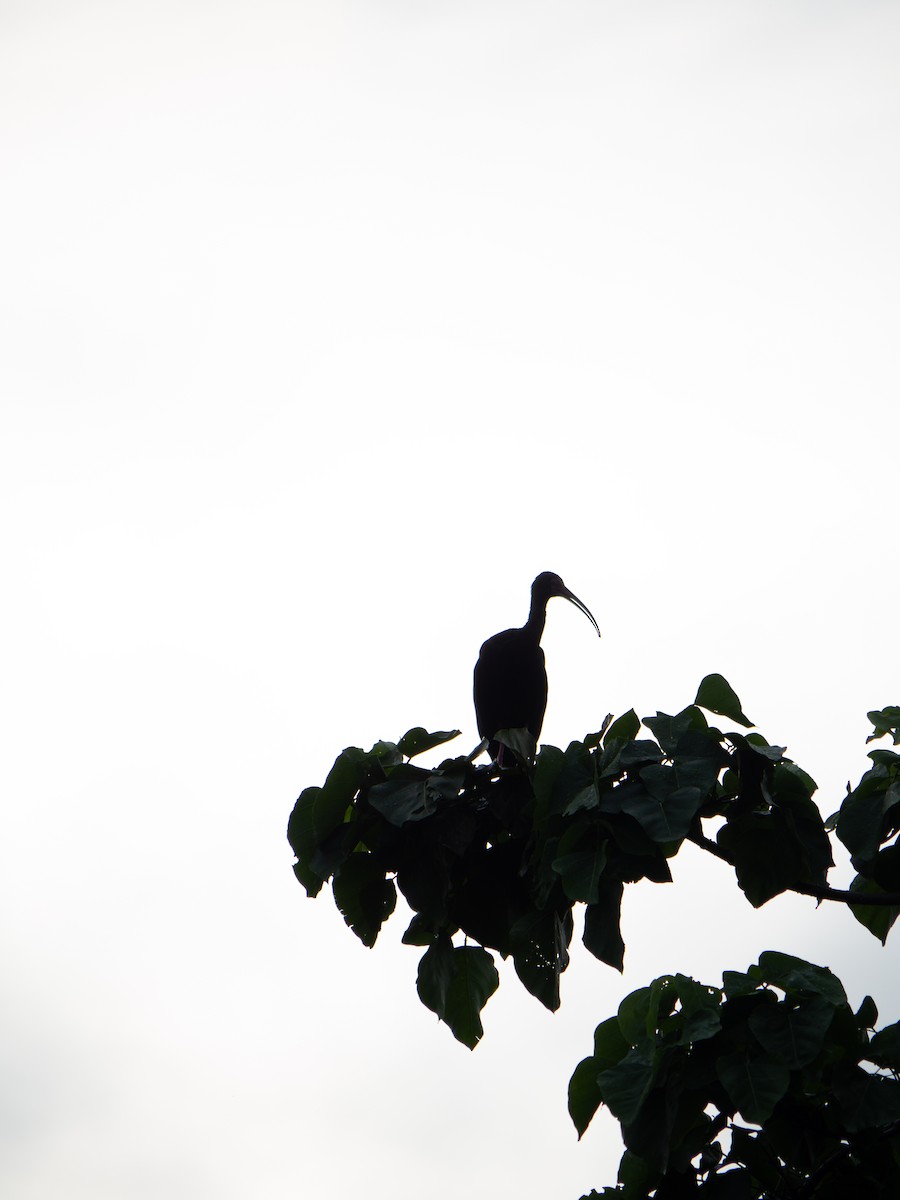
[473,572,600,762]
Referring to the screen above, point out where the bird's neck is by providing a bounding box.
[523,601,547,642]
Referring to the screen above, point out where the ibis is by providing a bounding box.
[473,572,600,762]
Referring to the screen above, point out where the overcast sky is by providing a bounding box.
[2,2,899,1197]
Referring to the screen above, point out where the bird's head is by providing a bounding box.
[533,572,601,637]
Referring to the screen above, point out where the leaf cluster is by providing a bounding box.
[288,678,898,1048]
[832,707,900,942]
[571,952,900,1199]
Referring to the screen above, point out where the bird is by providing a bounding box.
[473,572,600,763]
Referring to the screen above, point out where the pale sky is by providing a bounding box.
[2,2,899,1197]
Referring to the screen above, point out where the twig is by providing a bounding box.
[686,832,900,908]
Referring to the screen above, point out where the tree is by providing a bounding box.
[287,677,900,1197]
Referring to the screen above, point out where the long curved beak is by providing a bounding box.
[563,587,601,638]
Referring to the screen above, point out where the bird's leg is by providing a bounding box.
[466,737,490,763]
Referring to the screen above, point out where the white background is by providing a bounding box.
[2,2,898,1196]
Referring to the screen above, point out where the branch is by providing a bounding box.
[687,833,900,908]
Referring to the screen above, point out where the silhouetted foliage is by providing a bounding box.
[288,678,900,1196]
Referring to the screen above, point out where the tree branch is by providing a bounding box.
[687,832,900,908]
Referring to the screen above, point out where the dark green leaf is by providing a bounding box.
[717,816,805,906]
[848,876,900,943]
[369,764,462,826]
[398,727,461,758]
[606,767,701,843]
[553,849,604,903]
[604,709,641,746]
[834,1067,900,1132]
[837,770,900,863]
[554,740,598,815]
[510,907,573,1011]
[695,674,754,728]
[747,995,836,1068]
[368,740,403,768]
[856,995,879,1029]
[583,880,626,972]
[867,843,900,891]
[722,970,759,999]
[616,1150,659,1195]
[755,951,847,1007]
[401,912,436,946]
[716,1050,790,1124]
[569,1056,604,1138]
[287,781,352,885]
[416,938,499,1049]
[727,1126,784,1189]
[664,974,722,1045]
[592,1015,631,1068]
[869,1020,900,1069]
[614,740,665,771]
[743,734,788,762]
[673,754,724,797]
[494,726,537,763]
[617,980,667,1049]
[867,706,900,745]
[533,744,566,820]
[332,853,396,947]
[597,1048,656,1125]
[643,706,708,756]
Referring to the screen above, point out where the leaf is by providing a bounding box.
[288,753,361,866]
[617,980,668,1049]
[837,772,900,864]
[597,1048,656,1125]
[727,1126,783,1190]
[848,876,900,944]
[695,674,754,728]
[869,1019,900,1069]
[398,727,461,758]
[747,995,836,1068]
[368,764,462,826]
[582,880,626,972]
[615,766,703,842]
[592,1015,631,1067]
[416,938,499,1049]
[716,1050,790,1124]
[510,907,573,1011]
[553,849,605,904]
[554,740,599,816]
[722,970,760,999]
[612,740,665,772]
[332,853,397,947]
[401,912,436,946]
[769,768,833,885]
[494,726,538,763]
[755,951,847,1007]
[604,709,641,746]
[856,995,879,1030]
[287,782,352,888]
[616,1150,660,1195]
[569,1057,604,1138]
[833,1067,900,1132]
[867,706,900,745]
[664,974,722,1045]
[717,815,806,907]
[643,706,707,756]
[533,744,566,820]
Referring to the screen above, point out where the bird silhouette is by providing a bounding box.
[473,572,600,763]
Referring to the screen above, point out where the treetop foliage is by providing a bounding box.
[287,676,900,1197]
